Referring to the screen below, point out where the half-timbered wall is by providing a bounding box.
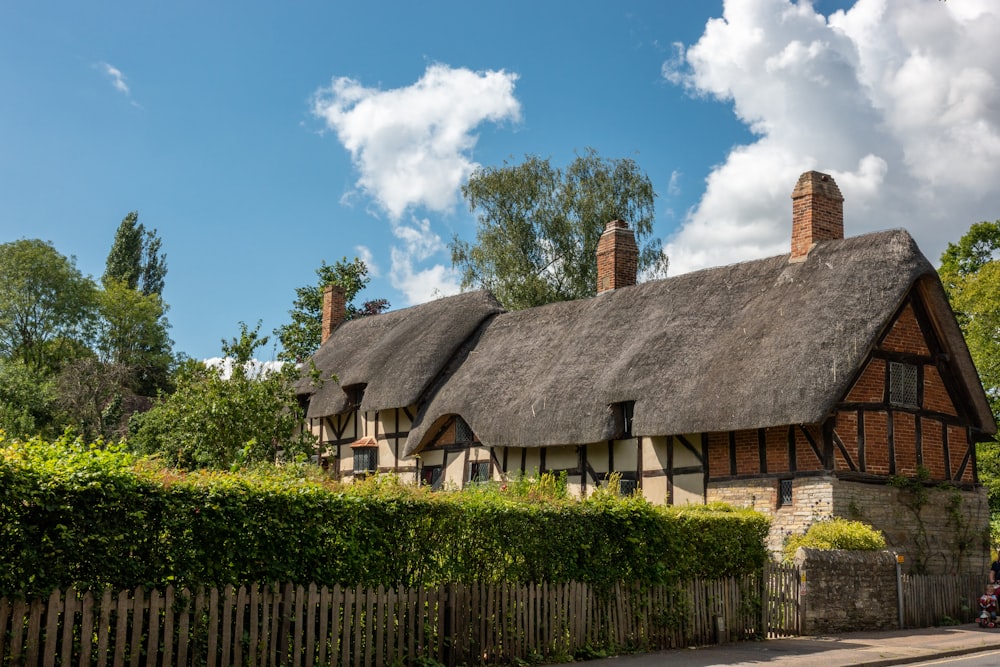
[833,299,976,484]
[493,434,704,505]
[305,405,416,480]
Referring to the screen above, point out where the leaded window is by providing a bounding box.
[353,447,377,476]
[455,416,475,444]
[468,461,490,484]
[889,361,918,408]
[778,479,793,508]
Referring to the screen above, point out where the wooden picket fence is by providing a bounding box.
[0,568,795,667]
[901,573,983,627]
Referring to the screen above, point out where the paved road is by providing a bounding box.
[582,625,1000,667]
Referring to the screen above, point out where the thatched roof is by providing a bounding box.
[299,290,503,418]
[403,229,996,454]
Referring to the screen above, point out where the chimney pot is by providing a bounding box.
[790,170,844,261]
[596,219,639,293]
[321,284,346,344]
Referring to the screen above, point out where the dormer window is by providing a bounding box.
[613,401,636,438]
[889,362,918,408]
[345,384,365,410]
[455,416,475,444]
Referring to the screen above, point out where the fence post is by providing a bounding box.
[895,554,904,629]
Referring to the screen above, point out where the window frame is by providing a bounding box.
[778,478,793,508]
[352,446,378,476]
[888,361,919,409]
[420,464,443,490]
[468,460,490,485]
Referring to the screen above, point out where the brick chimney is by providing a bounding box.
[321,284,346,344]
[596,219,639,293]
[790,171,844,261]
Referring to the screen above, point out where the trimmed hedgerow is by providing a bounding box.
[1,435,770,598]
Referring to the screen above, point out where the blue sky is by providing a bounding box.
[2,0,999,361]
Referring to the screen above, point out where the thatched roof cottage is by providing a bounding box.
[297,172,996,573]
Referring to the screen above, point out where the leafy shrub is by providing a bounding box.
[1,434,771,598]
[782,517,887,562]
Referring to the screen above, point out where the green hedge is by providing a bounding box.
[1,435,770,598]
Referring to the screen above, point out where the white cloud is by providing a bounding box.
[98,62,140,107]
[312,64,522,220]
[354,245,380,278]
[203,357,283,380]
[664,0,1000,275]
[387,216,461,304]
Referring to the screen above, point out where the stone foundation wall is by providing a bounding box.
[708,476,989,575]
[795,548,899,634]
[832,480,989,576]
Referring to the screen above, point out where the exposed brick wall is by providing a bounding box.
[948,424,973,483]
[765,426,789,472]
[846,358,885,403]
[707,432,731,476]
[733,430,760,475]
[796,425,825,470]
[924,365,958,416]
[863,412,891,475]
[893,412,918,476]
[921,419,946,478]
[835,411,860,471]
[881,304,930,355]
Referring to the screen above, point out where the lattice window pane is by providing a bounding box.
[353,448,377,474]
[619,477,638,496]
[421,465,442,489]
[889,362,918,408]
[455,417,475,444]
[779,479,793,507]
[468,461,490,484]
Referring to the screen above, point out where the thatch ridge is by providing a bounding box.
[403,229,995,454]
[300,290,503,418]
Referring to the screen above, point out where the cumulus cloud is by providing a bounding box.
[664,0,1000,275]
[312,64,521,220]
[388,217,461,304]
[313,64,520,305]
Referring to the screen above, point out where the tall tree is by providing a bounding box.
[939,221,1000,520]
[275,257,389,362]
[129,322,316,468]
[451,148,668,310]
[95,280,173,396]
[0,239,97,372]
[103,211,167,296]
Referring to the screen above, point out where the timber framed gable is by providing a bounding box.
[831,288,978,487]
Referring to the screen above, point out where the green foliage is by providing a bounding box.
[103,211,167,296]
[782,518,886,563]
[275,257,389,362]
[0,358,57,438]
[451,148,668,310]
[938,221,1000,526]
[95,279,173,397]
[128,322,315,468]
[0,435,770,598]
[0,238,97,372]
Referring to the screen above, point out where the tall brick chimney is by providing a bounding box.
[596,219,639,293]
[321,284,346,345]
[790,171,844,261]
